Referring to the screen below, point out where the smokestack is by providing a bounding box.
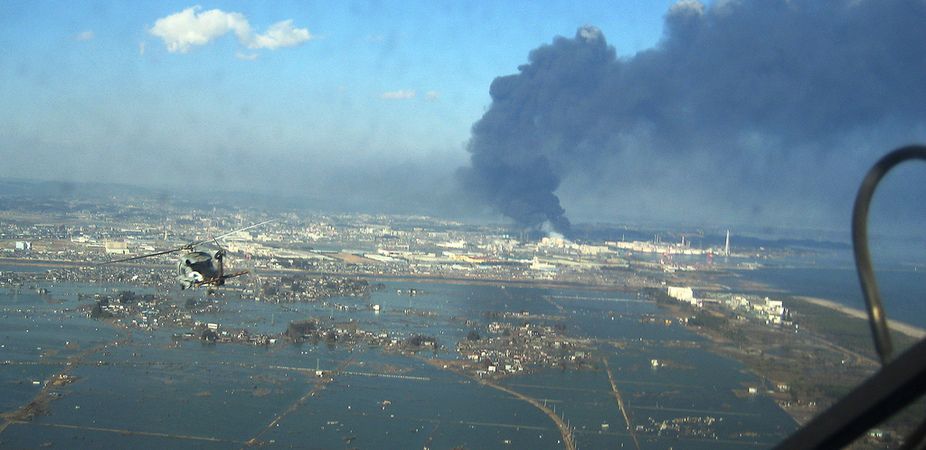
[724,230,730,257]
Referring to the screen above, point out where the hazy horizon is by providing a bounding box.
[2,0,925,237]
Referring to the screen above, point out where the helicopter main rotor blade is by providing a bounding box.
[101,246,187,265]
[101,220,273,266]
[190,220,275,247]
[214,219,275,241]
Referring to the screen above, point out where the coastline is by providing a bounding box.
[793,296,926,339]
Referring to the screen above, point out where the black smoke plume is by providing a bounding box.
[460,0,926,233]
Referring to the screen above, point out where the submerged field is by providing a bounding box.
[1,277,796,449]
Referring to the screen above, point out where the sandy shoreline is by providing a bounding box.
[794,296,926,339]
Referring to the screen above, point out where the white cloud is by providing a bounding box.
[247,20,311,50]
[235,51,259,61]
[149,7,249,53]
[578,26,602,43]
[669,0,706,16]
[425,91,440,101]
[139,41,146,55]
[381,90,417,100]
[75,30,94,41]
[149,6,311,54]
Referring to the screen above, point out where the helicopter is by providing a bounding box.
[104,220,273,290]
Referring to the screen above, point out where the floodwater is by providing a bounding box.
[1,276,795,449]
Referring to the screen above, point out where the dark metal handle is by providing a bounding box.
[852,145,926,365]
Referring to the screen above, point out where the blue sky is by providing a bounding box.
[0,1,677,186]
[3,0,923,239]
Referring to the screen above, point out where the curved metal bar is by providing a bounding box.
[852,145,926,364]
[774,336,926,449]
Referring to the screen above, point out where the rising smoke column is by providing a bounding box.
[459,26,615,235]
[460,0,926,231]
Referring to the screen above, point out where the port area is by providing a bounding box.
[652,287,922,439]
